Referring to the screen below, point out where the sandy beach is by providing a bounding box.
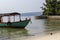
[8,31,60,40]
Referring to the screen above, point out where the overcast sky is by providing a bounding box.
[0,0,45,13]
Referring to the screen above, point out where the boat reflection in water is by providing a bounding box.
[45,19,60,34]
[0,28,28,39]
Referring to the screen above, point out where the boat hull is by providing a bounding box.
[0,19,30,28]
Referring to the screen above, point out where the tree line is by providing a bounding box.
[42,0,60,15]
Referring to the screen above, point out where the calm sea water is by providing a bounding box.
[0,16,60,40]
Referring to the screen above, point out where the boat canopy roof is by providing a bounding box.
[0,12,21,17]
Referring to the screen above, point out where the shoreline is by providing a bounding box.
[35,15,60,20]
[34,15,47,19]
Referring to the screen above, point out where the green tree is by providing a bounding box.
[42,0,60,15]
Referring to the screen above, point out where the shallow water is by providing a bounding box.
[0,16,60,40]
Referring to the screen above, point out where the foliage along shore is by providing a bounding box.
[35,15,60,20]
[37,0,60,19]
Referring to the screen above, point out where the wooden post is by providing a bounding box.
[0,16,2,23]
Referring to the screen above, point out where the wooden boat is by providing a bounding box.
[0,12,31,28]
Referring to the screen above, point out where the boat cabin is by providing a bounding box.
[0,12,21,23]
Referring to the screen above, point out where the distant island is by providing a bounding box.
[21,12,42,16]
